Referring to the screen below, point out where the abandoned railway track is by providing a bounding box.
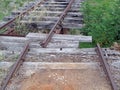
[0,0,83,36]
[0,0,120,90]
[0,34,119,90]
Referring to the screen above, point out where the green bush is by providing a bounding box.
[81,0,120,46]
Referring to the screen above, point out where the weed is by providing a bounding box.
[81,0,120,46]
[0,0,33,20]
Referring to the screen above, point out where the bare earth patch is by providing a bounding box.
[19,69,111,90]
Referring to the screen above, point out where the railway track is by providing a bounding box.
[0,0,119,90]
[0,0,83,35]
[0,0,47,35]
[0,33,119,90]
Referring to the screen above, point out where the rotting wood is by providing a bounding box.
[18,11,83,16]
[0,62,98,70]
[29,48,96,54]
[20,20,83,24]
[22,16,83,21]
[20,21,83,29]
[0,33,92,42]
[26,33,92,42]
[0,41,79,49]
[0,36,27,43]
[0,48,96,57]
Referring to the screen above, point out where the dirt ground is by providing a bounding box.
[1,48,119,90]
[18,69,111,90]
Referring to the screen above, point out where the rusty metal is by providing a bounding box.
[0,0,46,30]
[0,19,16,30]
[3,27,21,36]
[0,42,30,90]
[4,28,14,34]
[40,0,75,48]
[96,43,118,90]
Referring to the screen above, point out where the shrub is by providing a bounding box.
[81,0,120,46]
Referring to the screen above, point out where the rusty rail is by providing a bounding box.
[96,43,118,90]
[40,0,75,48]
[4,28,14,34]
[0,0,46,30]
[0,28,25,37]
[0,42,30,90]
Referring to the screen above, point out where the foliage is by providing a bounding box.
[79,42,96,48]
[70,29,81,35]
[0,0,32,20]
[81,0,120,46]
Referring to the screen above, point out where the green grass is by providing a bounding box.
[79,42,96,48]
[0,13,5,20]
[81,0,120,47]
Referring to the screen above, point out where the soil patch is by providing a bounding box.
[20,69,111,90]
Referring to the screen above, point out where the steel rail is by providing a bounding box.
[96,43,118,90]
[0,42,30,90]
[0,0,46,30]
[40,0,75,48]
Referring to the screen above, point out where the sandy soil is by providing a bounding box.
[7,69,112,90]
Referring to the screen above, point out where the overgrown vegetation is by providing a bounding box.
[79,42,95,48]
[81,0,120,46]
[0,0,32,20]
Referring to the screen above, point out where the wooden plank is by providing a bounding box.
[20,20,83,25]
[12,10,82,16]
[0,48,96,59]
[37,4,81,8]
[20,20,56,25]
[0,48,96,55]
[22,15,83,22]
[26,33,92,42]
[0,41,79,49]
[22,62,98,70]
[29,7,82,15]
[46,1,68,4]
[29,11,82,15]
[0,62,98,70]
[37,24,83,29]
[44,2,82,5]
[23,16,83,21]
[42,2,82,6]
[0,33,92,43]
[39,4,67,7]
[29,48,96,54]
[36,7,81,12]
[20,20,83,29]
[0,36,27,43]
[1,46,95,55]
